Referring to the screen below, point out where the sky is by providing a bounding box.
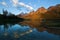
[0,0,60,15]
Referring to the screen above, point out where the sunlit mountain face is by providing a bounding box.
[0,0,60,40]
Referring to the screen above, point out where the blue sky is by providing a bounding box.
[0,0,60,15]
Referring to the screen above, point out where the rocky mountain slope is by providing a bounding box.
[18,4,60,27]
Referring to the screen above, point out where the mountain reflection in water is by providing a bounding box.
[0,20,60,40]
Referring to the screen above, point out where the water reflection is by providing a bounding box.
[19,20,60,35]
[0,20,60,40]
[0,21,33,39]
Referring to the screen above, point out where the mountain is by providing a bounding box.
[36,7,47,14]
[45,4,60,19]
[17,4,60,27]
[17,4,60,19]
[17,7,47,20]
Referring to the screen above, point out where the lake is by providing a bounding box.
[0,20,60,40]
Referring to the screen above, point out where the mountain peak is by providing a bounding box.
[56,4,60,7]
[36,7,47,13]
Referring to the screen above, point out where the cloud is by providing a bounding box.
[0,2,7,6]
[11,0,18,6]
[0,1,9,7]
[18,2,33,10]
[0,0,34,10]
[11,0,34,10]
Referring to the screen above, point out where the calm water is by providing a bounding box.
[0,21,60,40]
